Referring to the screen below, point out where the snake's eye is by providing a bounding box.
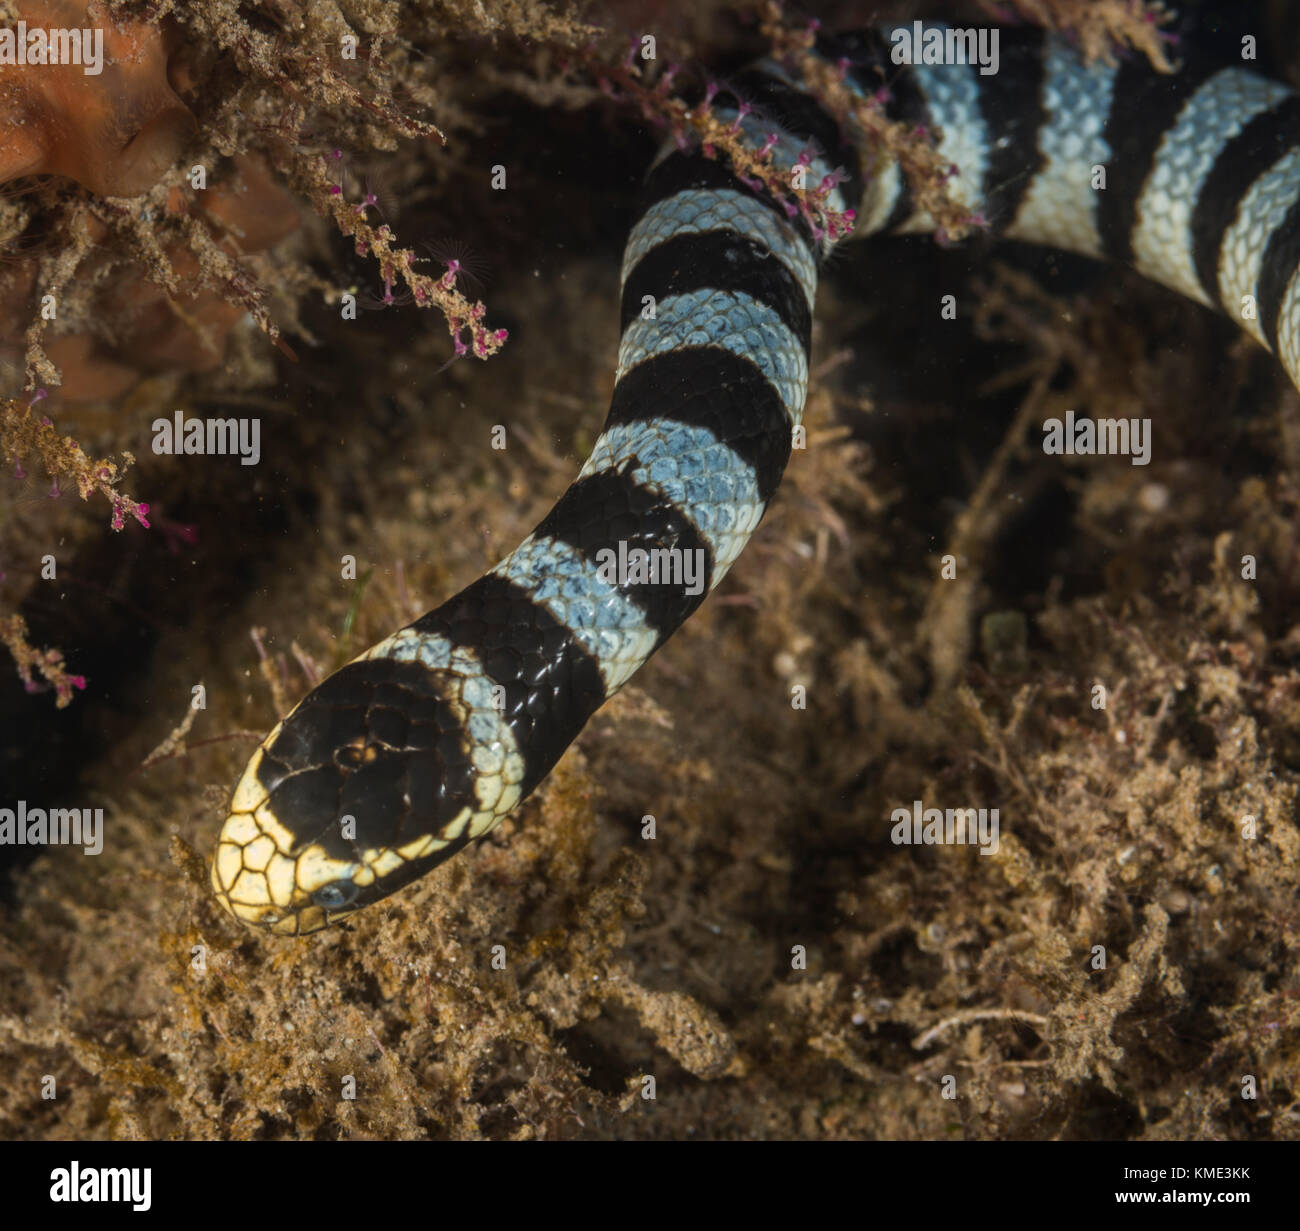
[312,880,360,911]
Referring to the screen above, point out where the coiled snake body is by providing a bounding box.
[213,20,1300,934]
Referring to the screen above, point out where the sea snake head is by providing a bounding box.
[211,631,527,935]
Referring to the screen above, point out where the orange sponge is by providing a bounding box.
[0,0,195,197]
[0,3,301,400]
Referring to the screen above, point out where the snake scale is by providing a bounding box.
[212,17,1300,934]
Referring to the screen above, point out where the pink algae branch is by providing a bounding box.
[583,41,857,246]
[1,390,148,704]
[0,613,86,708]
[759,2,986,245]
[1,393,150,532]
[299,150,507,362]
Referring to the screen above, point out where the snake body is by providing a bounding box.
[213,20,1300,934]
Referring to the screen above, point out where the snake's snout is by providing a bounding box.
[210,735,361,936]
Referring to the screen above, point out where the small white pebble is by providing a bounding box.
[1139,482,1169,513]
